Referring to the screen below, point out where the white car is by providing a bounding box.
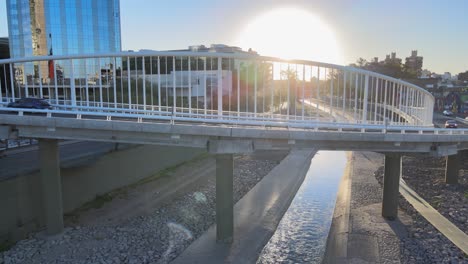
[443,110,453,116]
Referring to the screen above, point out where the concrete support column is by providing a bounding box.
[382,153,401,220]
[39,139,64,235]
[216,154,233,243]
[445,153,459,184]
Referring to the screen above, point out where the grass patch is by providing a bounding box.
[128,152,210,188]
[464,191,468,199]
[81,194,114,211]
[0,240,14,252]
[431,195,443,209]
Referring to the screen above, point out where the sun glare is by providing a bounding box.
[236,8,343,64]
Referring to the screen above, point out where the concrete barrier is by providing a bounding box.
[0,145,205,244]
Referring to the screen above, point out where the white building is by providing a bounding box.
[145,70,233,100]
[442,72,452,81]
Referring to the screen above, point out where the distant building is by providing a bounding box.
[162,44,258,55]
[150,70,233,100]
[405,50,423,77]
[140,44,265,102]
[6,0,121,58]
[442,72,452,81]
[6,0,122,80]
[458,71,468,82]
[384,52,402,64]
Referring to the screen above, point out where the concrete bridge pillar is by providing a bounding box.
[382,153,401,220]
[445,153,460,184]
[39,139,64,235]
[216,154,234,243]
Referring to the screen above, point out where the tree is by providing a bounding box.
[349,56,416,79]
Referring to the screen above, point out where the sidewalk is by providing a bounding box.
[324,152,412,263]
[324,152,468,263]
[172,149,316,264]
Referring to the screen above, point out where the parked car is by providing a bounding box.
[7,98,52,109]
[443,110,453,116]
[445,120,458,128]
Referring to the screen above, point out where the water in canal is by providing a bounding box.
[257,151,348,264]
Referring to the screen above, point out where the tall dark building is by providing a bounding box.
[405,50,423,77]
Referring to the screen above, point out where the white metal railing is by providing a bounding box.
[0,51,435,128]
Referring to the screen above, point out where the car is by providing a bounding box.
[443,110,453,116]
[445,120,458,128]
[7,98,52,109]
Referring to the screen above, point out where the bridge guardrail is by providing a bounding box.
[0,51,435,129]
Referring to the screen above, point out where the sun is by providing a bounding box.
[235,8,343,65]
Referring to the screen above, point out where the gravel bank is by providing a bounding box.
[374,153,468,263]
[1,152,285,264]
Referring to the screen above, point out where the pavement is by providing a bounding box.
[324,152,413,263]
[324,151,468,263]
[171,149,316,264]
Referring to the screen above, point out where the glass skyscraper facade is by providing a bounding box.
[6,0,121,58]
[5,0,122,89]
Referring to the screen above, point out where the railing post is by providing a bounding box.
[98,58,103,107]
[362,75,369,123]
[353,73,358,121]
[342,71,346,114]
[70,60,76,107]
[374,77,379,124]
[9,64,15,101]
[330,69,334,116]
[127,57,131,108]
[173,56,177,114]
[217,57,223,117]
[113,57,117,108]
[142,56,146,109]
[188,56,192,114]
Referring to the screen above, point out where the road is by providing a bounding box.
[433,113,468,129]
[0,141,120,181]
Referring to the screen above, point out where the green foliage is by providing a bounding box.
[81,194,114,210]
[0,240,14,252]
[350,57,417,79]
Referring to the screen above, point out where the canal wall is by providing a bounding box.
[172,149,316,264]
[0,145,205,244]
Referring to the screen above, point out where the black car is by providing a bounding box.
[7,98,52,109]
[445,120,458,128]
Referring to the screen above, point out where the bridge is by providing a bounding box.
[0,51,467,242]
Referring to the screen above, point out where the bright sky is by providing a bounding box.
[1,0,467,74]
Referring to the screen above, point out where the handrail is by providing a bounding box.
[0,51,435,128]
